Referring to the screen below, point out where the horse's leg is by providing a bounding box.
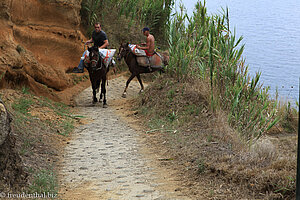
[97,79,102,102]
[100,92,103,102]
[92,84,97,103]
[122,74,135,98]
[136,74,144,93]
[101,77,107,108]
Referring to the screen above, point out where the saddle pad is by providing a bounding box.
[82,49,116,67]
[136,54,163,67]
[128,44,146,56]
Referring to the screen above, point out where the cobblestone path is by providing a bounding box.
[59,76,190,200]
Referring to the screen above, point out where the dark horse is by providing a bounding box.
[85,46,109,107]
[117,43,168,98]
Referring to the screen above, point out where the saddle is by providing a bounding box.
[128,44,163,69]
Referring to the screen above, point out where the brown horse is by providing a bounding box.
[85,46,109,107]
[117,43,168,98]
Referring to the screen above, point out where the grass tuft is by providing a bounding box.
[28,169,58,195]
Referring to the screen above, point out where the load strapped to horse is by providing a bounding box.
[82,46,116,69]
[83,45,116,107]
[128,44,167,70]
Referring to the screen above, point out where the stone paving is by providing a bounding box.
[59,76,190,200]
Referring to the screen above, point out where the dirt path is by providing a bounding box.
[58,76,191,200]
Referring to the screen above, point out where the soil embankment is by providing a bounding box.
[0,0,89,194]
[0,0,86,102]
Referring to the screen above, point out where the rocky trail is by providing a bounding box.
[58,76,191,200]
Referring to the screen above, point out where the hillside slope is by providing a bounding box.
[0,0,86,102]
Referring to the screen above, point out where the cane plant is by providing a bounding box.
[167,1,279,142]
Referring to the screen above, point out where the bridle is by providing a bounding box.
[90,53,100,65]
[89,48,103,71]
[118,45,130,61]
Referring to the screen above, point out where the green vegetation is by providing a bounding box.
[38,97,77,136]
[167,1,280,142]
[1,88,75,196]
[21,86,31,95]
[12,98,34,115]
[117,0,174,46]
[278,101,298,133]
[197,159,206,174]
[28,169,58,195]
[10,91,75,137]
[19,135,36,156]
[80,0,174,46]
[71,74,89,85]
[274,176,295,195]
[128,1,297,197]
[59,120,74,136]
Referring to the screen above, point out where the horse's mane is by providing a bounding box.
[89,45,99,52]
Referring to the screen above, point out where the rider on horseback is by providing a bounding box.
[136,27,155,57]
[135,27,164,71]
[72,22,110,73]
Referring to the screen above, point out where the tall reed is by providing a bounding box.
[81,0,174,45]
[118,0,174,45]
[80,0,280,142]
[168,1,279,142]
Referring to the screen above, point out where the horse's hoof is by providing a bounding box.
[122,93,127,98]
[103,104,108,108]
[139,89,144,94]
[93,98,97,104]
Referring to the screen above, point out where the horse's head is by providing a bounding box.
[117,43,130,61]
[87,46,101,71]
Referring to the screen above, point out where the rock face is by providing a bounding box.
[0,98,11,146]
[0,0,85,191]
[0,98,27,191]
[0,0,86,101]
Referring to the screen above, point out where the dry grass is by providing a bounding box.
[132,75,297,199]
[0,89,75,194]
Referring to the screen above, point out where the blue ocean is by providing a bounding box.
[178,0,300,103]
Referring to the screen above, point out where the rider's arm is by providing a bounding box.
[137,37,150,50]
[85,38,93,45]
[99,40,109,49]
